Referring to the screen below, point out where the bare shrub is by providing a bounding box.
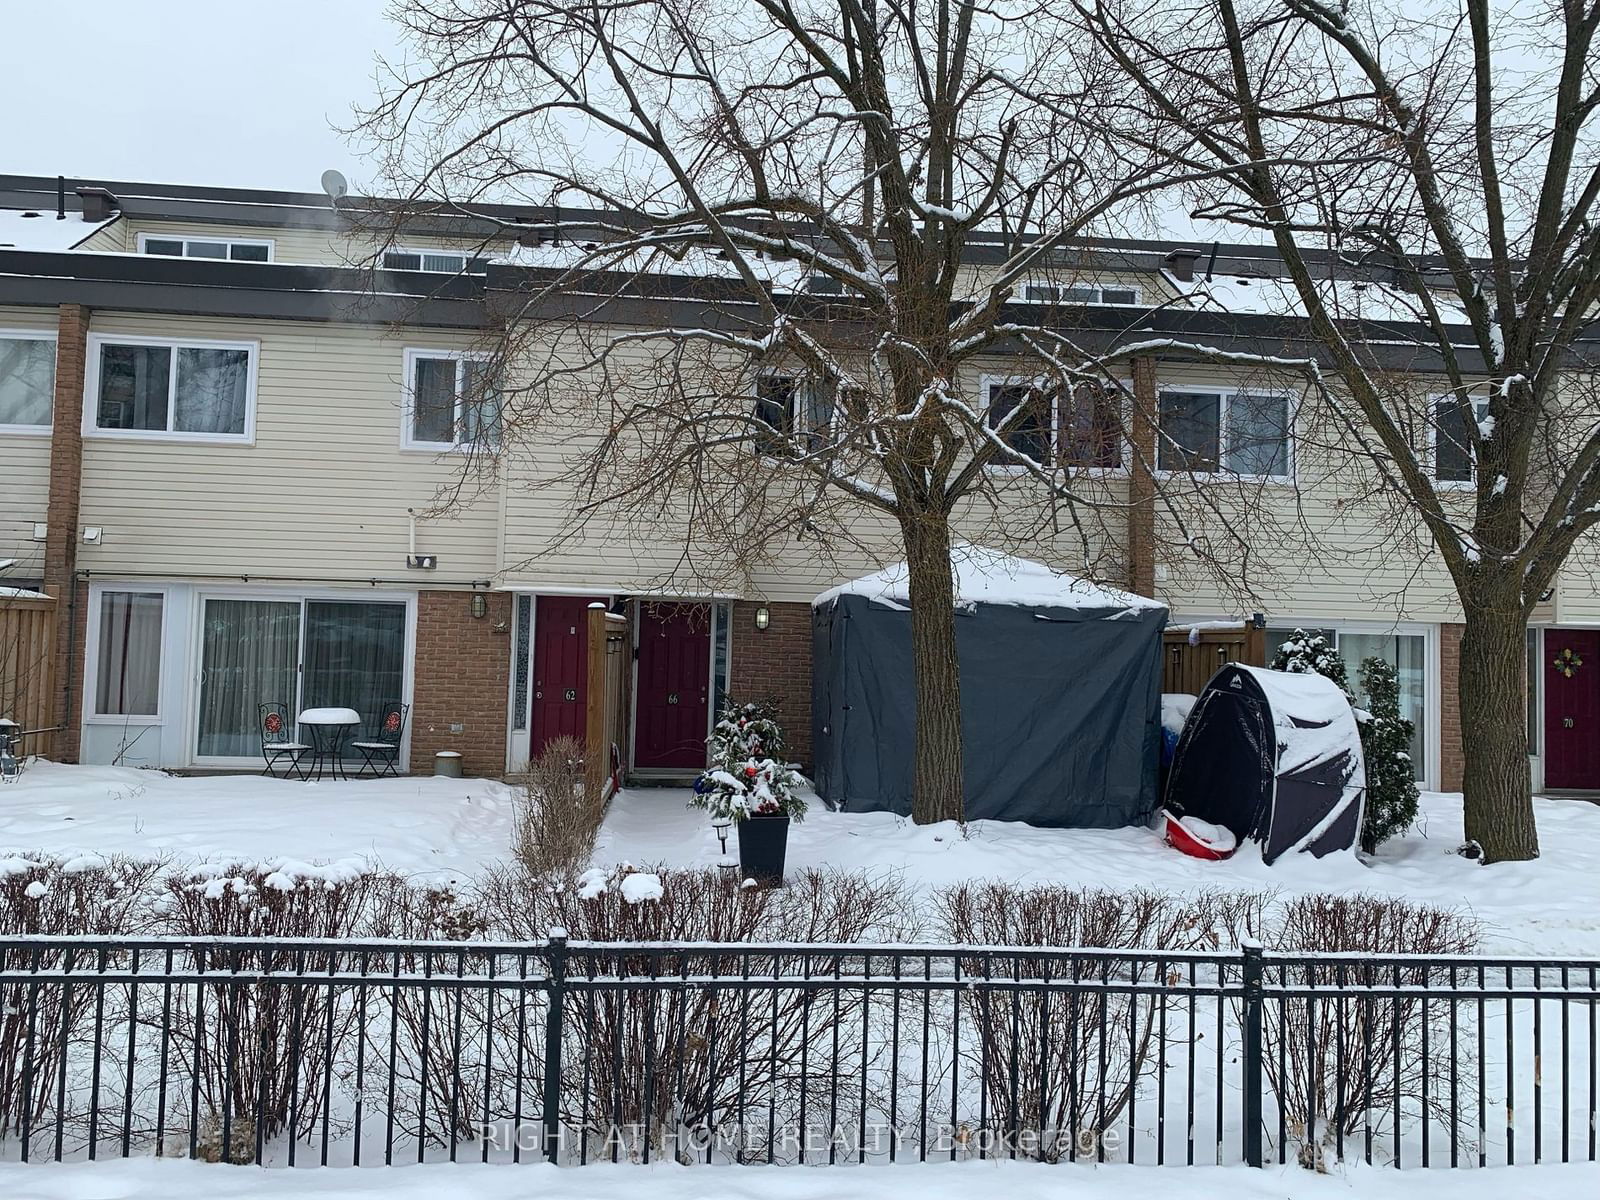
[934,884,1220,1161]
[1223,892,1480,1168]
[477,863,916,1161]
[0,853,163,1148]
[157,861,400,1160]
[514,735,603,875]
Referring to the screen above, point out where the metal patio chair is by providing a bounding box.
[351,702,408,778]
[259,702,312,779]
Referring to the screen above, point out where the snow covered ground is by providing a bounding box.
[4,762,1599,955]
[1,1158,1596,1200]
[0,761,517,883]
[597,786,1600,955]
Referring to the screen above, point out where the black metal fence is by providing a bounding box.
[0,935,1594,1170]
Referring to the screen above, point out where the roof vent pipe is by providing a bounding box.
[1164,246,1203,282]
[56,177,66,221]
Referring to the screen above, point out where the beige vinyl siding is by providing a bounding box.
[76,312,499,581]
[0,307,60,577]
[69,219,131,252]
[121,220,511,267]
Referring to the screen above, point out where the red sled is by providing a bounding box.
[1161,809,1238,861]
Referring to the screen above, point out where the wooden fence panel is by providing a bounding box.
[1162,623,1266,696]
[0,593,58,759]
[584,606,633,802]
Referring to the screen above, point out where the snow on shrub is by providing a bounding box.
[935,884,1224,1161]
[1222,891,1479,1168]
[1354,657,1421,853]
[690,701,807,822]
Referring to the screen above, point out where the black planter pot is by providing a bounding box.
[737,814,791,885]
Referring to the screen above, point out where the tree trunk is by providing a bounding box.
[1458,601,1538,863]
[900,509,964,824]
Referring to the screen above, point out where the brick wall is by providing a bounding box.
[45,305,90,749]
[730,600,813,771]
[411,589,512,777]
[1439,621,1464,792]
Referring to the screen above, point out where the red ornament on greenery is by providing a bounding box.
[745,765,758,777]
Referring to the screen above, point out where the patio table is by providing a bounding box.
[297,707,361,782]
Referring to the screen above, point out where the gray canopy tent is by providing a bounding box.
[811,547,1168,826]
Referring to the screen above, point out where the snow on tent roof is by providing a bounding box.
[0,209,117,252]
[1228,663,1364,781]
[813,544,1166,612]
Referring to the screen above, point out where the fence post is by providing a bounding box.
[542,928,568,1164]
[1242,939,1264,1168]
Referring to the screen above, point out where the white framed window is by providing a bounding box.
[1157,388,1291,478]
[383,248,469,274]
[402,349,500,450]
[84,334,258,443]
[0,330,57,432]
[87,588,166,721]
[983,376,1126,471]
[1431,394,1491,485]
[752,372,833,456]
[137,233,273,262]
[1021,281,1141,305]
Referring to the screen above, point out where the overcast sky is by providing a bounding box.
[2,0,399,192]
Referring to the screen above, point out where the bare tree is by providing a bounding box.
[1067,0,1600,861]
[358,0,1318,822]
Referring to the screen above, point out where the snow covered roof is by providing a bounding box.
[0,587,52,601]
[0,208,118,252]
[1168,270,1471,324]
[813,544,1166,613]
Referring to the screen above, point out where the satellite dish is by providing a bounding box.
[320,169,349,202]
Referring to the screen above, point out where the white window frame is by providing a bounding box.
[1020,281,1142,306]
[83,582,170,725]
[1429,393,1491,490]
[1155,386,1295,482]
[136,232,275,262]
[382,247,470,274]
[0,328,58,435]
[401,347,498,452]
[82,333,259,444]
[980,373,1131,476]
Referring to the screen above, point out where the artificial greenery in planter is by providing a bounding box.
[1270,629,1419,853]
[690,701,806,884]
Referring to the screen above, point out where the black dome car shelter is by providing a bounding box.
[1164,664,1366,864]
[811,547,1168,827]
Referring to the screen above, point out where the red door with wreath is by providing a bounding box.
[1543,629,1600,789]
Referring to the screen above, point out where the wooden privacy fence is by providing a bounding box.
[1163,621,1266,695]
[0,591,58,759]
[584,606,632,802]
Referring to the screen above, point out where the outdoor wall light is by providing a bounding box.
[470,592,488,619]
[754,606,771,631]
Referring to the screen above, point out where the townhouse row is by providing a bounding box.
[2,174,1595,793]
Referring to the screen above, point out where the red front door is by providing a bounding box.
[531,596,606,758]
[1543,629,1600,788]
[634,602,712,770]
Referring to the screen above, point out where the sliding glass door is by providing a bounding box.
[197,600,301,758]
[194,595,408,762]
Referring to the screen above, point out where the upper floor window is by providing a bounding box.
[1158,389,1290,477]
[403,349,500,450]
[805,275,845,295]
[986,378,1123,469]
[85,335,257,443]
[1433,395,1491,484]
[383,248,468,274]
[0,331,56,430]
[1022,282,1141,306]
[752,373,833,456]
[138,233,272,262]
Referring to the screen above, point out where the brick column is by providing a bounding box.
[411,589,512,776]
[1126,355,1158,597]
[44,304,90,760]
[1439,622,1464,791]
[730,600,813,771]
